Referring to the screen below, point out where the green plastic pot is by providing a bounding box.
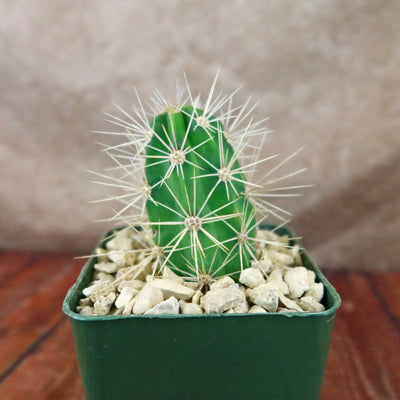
[63,225,340,400]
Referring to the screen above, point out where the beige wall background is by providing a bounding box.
[1,0,399,270]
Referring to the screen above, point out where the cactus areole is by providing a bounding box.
[145,106,256,280]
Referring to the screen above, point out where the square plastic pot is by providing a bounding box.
[63,225,340,400]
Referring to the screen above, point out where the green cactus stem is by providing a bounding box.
[144,105,256,280]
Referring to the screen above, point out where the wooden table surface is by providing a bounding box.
[0,251,399,400]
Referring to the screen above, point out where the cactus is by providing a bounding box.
[94,73,307,284]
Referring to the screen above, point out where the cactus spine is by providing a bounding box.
[95,73,306,284]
